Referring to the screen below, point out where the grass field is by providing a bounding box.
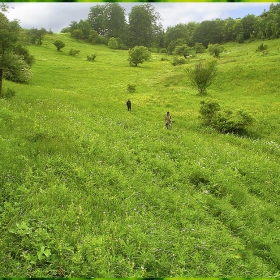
[0,33,280,277]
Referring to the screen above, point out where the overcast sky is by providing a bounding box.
[5,2,273,33]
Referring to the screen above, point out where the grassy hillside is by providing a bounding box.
[0,33,280,277]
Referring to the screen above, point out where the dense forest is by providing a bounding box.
[57,3,280,52]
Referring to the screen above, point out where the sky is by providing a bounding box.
[5,2,273,33]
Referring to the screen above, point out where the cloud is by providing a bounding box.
[5,2,272,32]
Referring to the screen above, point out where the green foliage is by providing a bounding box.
[194,42,206,53]
[127,83,136,93]
[0,33,280,278]
[256,43,268,53]
[128,46,151,66]
[171,56,187,66]
[2,88,16,99]
[173,44,194,58]
[3,53,32,83]
[53,40,65,51]
[199,99,254,134]
[69,49,80,56]
[208,43,224,58]
[185,59,218,95]
[86,54,96,61]
[71,29,83,41]
[108,37,119,50]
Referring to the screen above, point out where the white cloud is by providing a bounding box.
[5,2,272,32]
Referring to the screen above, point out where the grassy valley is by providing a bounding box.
[0,33,280,277]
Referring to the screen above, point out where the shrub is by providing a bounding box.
[208,43,224,58]
[128,46,151,67]
[127,84,136,93]
[256,43,268,53]
[86,54,96,61]
[69,49,80,56]
[108,37,119,50]
[185,59,218,95]
[3,88,16,99]
[53,40,65,51]
[171,57,187,66]
[4,53,32,84]
[199,99,254,134]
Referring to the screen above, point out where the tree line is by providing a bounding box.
[60,3,280,52]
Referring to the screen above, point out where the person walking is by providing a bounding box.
[126,99,132,112]
[165,111,172,129]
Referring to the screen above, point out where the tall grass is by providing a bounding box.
[0,33,280,277]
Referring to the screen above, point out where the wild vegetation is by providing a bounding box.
[0,28,280,277]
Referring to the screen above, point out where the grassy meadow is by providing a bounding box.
[0,33,280,277]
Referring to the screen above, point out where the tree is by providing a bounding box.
[208,43,224,58]
[53,40,65,51]
[192,20,224,47]
[103,3,126,39]
[185,59,218,95]
[72,29,83,41]
[1,6,34,88]
[26,28,47,45]
[88,4,106,35]
[164,23,195,50]
[128,46,151,66]
[128,3,161,48]
[174,44,195,58]
[108,37,119,49]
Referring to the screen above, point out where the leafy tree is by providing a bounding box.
[103,3,126,39]
[71,29,83,41]
[199,99,254,134]
[194,42,206,53]
[185,59,218,95]
[164,23,195,49]
[241,14,256,40]
[53,40,65,51]
[167,38,186,55]
[128,3,161,48]
[26,27,47,45]
[1,10,32,97]
[108,37,119,49]
[128,46,151,66]
[208,43,224,58]
[174,44,194,58]
[88,4,106,35]
[192,20,224,47]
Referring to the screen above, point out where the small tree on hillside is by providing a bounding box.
[174,44,194,58]
[53,40,65,51]
[71,29,83,41]
[108,37,119,49]
[185,59,218,95]
[128,46,151,67]
[208,44,224,58]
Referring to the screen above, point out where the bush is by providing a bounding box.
[53,40,65,51]
[185,59,218,95]
[69,49,80,56]
[256,43,268,53]
[172,56,187,66]
[3,88,16,99]
[4,53,32,84]
[108,37,119,50]
[86,54,96,61]
[199,99,254,134]
[127,84,136,93]
[128,46,151,67]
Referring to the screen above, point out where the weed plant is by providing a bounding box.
[0,33,280,277]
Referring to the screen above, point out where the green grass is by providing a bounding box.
[0,33,280,277]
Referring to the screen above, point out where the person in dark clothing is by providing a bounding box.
[165,111,172,129]
[126,99,132,112]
